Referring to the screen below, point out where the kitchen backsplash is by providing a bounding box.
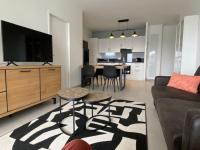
[98,52,121,59]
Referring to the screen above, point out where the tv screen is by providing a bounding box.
[1,21,53,62]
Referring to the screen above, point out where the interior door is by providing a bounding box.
[50,15,70,89]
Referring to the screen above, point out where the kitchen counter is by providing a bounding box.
[95,64,129,70]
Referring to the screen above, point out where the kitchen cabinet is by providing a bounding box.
[133,36,145,52]
[126,63,145,80]
[110,38,121,52]
[99,39,109,52]
[121,37,133,49]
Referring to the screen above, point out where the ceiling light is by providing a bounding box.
[120,32,126,38]
[109,33,115,39]
[132,31,138,37]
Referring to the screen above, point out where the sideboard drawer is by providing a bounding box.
[6,69,40,111]
[0,70,6,92]
[0,92,7,115]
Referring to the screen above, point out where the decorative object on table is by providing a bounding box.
[0,99,147,150]
[57,87,89,135]
[83,92,112,131]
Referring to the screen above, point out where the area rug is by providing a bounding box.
[0,99,147,150]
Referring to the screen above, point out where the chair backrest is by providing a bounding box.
[194,66,200,76]
[82,65,95,77]
[103,66,117,78]
[96,68,103,76]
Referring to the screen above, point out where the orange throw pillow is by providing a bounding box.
[167,73,200,94]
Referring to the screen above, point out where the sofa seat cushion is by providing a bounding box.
[152,86,200,106]
[156,98,200,150]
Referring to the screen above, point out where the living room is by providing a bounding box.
[0,0,200,150]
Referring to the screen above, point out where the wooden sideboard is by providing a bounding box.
[0,65,61,118]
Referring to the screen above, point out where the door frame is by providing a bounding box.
[47,10,71,88]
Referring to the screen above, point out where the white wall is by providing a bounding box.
[0,0,83,86]
[161,25,176,76]
[83,24,92,42]
[181,15,200,75]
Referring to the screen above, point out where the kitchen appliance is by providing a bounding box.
[83,41,89,65]
[120,49,132,63]
[124,65,131,74]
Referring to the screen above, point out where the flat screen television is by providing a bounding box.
[1,20,53,63]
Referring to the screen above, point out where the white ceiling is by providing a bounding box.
[78,0,200,31]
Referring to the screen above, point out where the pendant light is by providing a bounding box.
[118,19,129,38]
[132,31,138,37]
[109,33,115,39]
[120,32,126,38]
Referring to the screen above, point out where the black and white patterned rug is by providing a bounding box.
[0,99,147,150]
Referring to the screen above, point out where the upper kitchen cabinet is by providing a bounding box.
[121,37,133,49]
[99,39,109,52]
[110,38,121,52]
[132,36,145,52]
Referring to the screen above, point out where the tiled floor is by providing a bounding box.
[0,80,167,150]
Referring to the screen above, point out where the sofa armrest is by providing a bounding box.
[154,76,171,86]
[182,109,200,150]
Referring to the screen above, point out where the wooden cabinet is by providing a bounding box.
[0,70,7,115]
[0,92,7,115]
[0,65,61,118]
[41,68,61,100]
[0,70,6,92]
[7,69,40,111]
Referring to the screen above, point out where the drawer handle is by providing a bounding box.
[20,70,31,72]
[48,68,55,71]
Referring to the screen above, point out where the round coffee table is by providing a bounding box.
[57,87,89,135]
[83,92,112,131]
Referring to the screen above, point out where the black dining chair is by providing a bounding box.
[95,68,103,87]
[82,65,96,89]
[103,66,119,92]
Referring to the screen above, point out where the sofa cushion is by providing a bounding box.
[167,73,200,94]
[156,98,200,150]
[152,86,200,106]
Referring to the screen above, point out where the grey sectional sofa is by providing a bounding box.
[151,66,200,150]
